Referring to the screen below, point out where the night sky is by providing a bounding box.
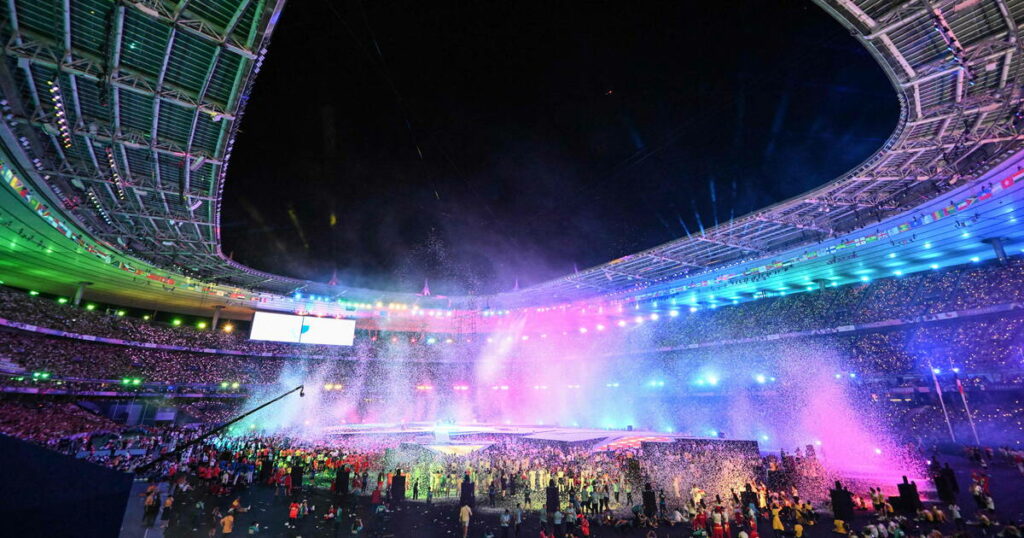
[221,1,898,296]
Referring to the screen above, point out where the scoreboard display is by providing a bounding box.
[249,311,356,346]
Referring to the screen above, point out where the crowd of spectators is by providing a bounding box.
[0,257,1019,394]
[0,400,119,443]
[2,257,1023,362]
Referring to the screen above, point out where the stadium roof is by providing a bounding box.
[0,0,1022,315]
[512,0,1024,305]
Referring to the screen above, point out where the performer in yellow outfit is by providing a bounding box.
[771,505,784,534]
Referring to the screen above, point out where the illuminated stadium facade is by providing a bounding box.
[0,0,1023,330]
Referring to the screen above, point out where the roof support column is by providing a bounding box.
[73,281,92,306]
[212,305,225,330]
[982,237,1008,264]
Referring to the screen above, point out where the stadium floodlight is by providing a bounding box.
[85,304,96,311]
[172,319,182,326]
[131,378,141,385]
[223,324,234,333]
[231,382,240,389]
[57,297,68,304]
[220,382,229,389]
[197,321,207,329]
[116,310,126,316]
[28,290,39,296]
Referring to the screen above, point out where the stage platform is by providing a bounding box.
[319,421,750,451]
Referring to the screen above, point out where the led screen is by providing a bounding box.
[249,312,303,343]
[299,316,356,346]
[249,311,355,346]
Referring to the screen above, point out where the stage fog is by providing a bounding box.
[236,316,920,483]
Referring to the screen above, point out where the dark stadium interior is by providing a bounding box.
[222,1,898,294]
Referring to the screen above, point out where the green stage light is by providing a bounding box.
[143,315,151,321]
[122,378,130,385]
[28,290,39,296]
[231,382,240,389]
[131,378,141,385]
[85,304,96,311]
[220,381,229,389]
[172,319,182,326]
[57,297,67,304]
[116,310,126,316]
[197,321,207,329]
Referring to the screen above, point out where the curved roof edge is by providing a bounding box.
[1,0,1022,313]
